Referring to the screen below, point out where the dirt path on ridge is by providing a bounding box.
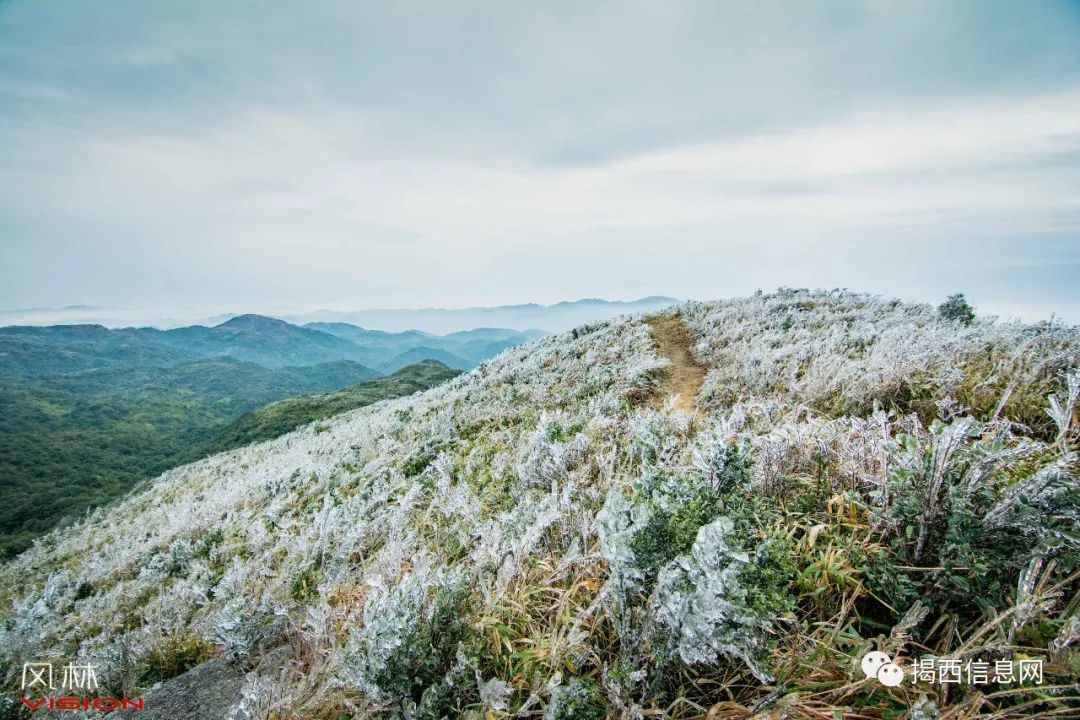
[645,315,707,417]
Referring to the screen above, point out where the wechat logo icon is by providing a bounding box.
[860,651,904,687]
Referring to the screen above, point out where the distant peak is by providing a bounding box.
[552,297,679,307]
[215,314,294,331]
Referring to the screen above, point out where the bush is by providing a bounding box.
[869,418,1079,615]
[544,678,606,720]
[599,444,795,688]
[938,293,975,324]
[346,569,477,708]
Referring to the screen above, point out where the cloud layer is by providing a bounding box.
[1,0,1078,320]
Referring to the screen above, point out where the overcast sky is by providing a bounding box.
[1,0,1078,322]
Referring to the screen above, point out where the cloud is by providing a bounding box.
[0,0,1078,319]
[55,88,1075,240]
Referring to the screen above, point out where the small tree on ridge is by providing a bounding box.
[939,293,975,325]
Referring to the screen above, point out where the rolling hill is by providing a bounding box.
[0,357,381,558]
[142,314,378,368]
[0,327,191,376]
[0,291,1076,719]
[0,314,538,557]
[305,322,545,372]
[206,360,462,454]
[0,317,369,375]
[0,315,545,376]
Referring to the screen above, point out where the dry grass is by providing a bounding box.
[647,315,708,418]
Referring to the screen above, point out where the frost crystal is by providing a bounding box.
[479,677,512,711]
[597,490,652,598]
[652,517,773,682]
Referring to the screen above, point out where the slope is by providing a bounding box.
[0,291,1076,719]
[205,360,462,454]
[0,358,380,557]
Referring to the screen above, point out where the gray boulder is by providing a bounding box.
[138,658,246,720]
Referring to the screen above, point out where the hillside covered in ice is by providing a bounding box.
[1,290,1077,719]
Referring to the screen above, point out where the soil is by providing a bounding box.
[646,315,707,417]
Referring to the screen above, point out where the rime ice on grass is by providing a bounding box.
[0,292,1075,717]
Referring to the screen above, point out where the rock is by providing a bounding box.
[138,658,246,720]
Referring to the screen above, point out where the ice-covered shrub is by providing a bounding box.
[516,414,590,490]
[600,444,752,590]
[228,672,288,720]
[600,443,793,684]
[651,518,778,682]
[867,416,1078,613]
[543,677,606,720]
[344,568,475,706]
[213,598,283,662]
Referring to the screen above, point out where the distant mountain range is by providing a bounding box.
[283,296,680,333]
[0,297,680,333]
[0,314,547,375]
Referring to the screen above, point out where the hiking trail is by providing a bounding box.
[646,315,707,416]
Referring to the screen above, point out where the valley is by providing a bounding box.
[0,315,527,556]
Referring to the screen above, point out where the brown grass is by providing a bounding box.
[647,315,708,418]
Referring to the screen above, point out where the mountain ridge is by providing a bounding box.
[281,296,681,333]
[0,316,543,376]
[0,297,682,331]
[1,291,1076,718]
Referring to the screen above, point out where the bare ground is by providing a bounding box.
[646,315,707,416]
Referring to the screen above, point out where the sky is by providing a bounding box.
[1,0,1079,323]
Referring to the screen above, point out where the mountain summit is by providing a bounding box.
[0,290,1076,719]
[213,314,299,332]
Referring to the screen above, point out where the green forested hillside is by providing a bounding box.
[206,360,461,453]
[0,316,378,374]
[0,314,533,558]
[0,357,389,557]
[0,333,191,376]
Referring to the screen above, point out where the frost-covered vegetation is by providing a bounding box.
[1,290,1077,719]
